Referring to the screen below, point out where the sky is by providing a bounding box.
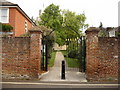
[7,0,119,27]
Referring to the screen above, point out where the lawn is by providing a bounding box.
[61,50,80,68]
[48,51,56,67]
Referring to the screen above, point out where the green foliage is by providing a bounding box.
[39,4,64,46]
[98,30,108,37]
[48,51,56,67]
[116,32,120,36]
[40,25,56,56]
[68,49,79,58]
[2,24,13,32]
[39,4,88,46]
[61,50,80,68]
[40,25,56,47]
[67,42,81,59]
[40,4,63,31]
[56,10,88,45]
[63,10,87,38]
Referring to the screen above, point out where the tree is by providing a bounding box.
[39,4,63,31]
[39,4,88,46]
[39,4,63,46]
[56,10,88,45]
[39,25,56,55]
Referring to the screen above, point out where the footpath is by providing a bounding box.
[39,51,87,82]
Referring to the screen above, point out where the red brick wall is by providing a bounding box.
[29,31,42,78]
[86,28,119,82]
[86,29,100,81]
[2,37,31,79]
[118,37,120,80]
[98,37,119,81]
[2,30,42,79]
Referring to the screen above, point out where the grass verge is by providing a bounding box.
[48,51,56,67]
[61,50,80,68]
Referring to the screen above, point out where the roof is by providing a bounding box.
[0,0,17,6]
[0,0,36,26]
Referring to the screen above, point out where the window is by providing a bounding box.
[25,20,28,32]
[0,8,9,23]
[109,30,115,37]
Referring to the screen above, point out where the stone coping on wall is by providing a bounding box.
[85,27,100,33]
[29,26,43,33]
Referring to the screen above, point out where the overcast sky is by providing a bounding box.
[7,0,119,27]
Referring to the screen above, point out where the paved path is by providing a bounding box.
[40,51,87,82]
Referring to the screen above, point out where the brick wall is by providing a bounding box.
[2,29,42,79]
[85,27,119,82]
[2,37,31,79]
[98,37,119,81]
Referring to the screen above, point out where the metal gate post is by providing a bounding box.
[79,36,82,72]
[83,36,86,72]
[42,43,45,70]
[45,38,48,71]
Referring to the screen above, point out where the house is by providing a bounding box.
[53,43,67,51]
[0,0,36,36]
[99,27,118,37]
[107,27,118,37]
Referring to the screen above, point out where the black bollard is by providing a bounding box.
[61,60,65,79]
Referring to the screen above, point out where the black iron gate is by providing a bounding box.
[41,30,86,73]
[65,36,86,72]
[41,36,48,71]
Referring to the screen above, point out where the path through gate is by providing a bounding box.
[40,29,86,73]
[64,36,86,72]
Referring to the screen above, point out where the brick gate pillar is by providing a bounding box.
[29,27,42,78]
[85,27,100,81]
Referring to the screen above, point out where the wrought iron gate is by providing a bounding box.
[41,36,48,71]
[41,30,86,73]
[64,36,86,72]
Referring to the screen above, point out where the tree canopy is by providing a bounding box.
[40,4,63,31]
[56,10,88,45]
[39,4,88,46]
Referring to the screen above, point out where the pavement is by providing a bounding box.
[2,82,119,88]
[39,51,87,82]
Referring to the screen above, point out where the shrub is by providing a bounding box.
[68,49,80,59]
[2,24,13,32]
[116,32,120,36]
